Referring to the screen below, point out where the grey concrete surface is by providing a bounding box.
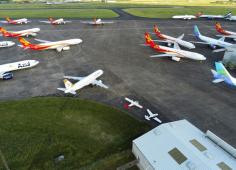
[0,19,235,146]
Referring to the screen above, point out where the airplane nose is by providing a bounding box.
[198,54,206,60]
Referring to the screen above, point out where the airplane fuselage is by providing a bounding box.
[197,34,232,48]
[161,34,195,49]
[4,28,40,37]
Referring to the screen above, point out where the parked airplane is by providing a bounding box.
[0,27,40,37]
[0,60,39,80]
[226,15,236,21]
[81,18,114,25]
[211,62,236,87]
[199,12,231,19]
[172,15,196,20]
[193,25,233,49]
[124,97,143,109]
[145,109,162,123]
[0,17,30,24]
[0,41,15,48]
[153,25,195,49]
[40,17,71,25]
[215,22,236,41]
[18,37,82,52]
[144,33,206,61]
[57,70,108,94]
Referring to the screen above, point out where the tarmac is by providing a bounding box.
[0,18,236,146]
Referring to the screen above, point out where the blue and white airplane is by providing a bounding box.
[193,25,233,49]
[211,62,236,87]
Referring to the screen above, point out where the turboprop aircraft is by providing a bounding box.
[81,18,114,25]
[0,41,15,48]
[144,33,206,62]
[57,69,108,95]
[40,17,71,25]
[145,109,162,123]
[0,17,30,24]
[0,60,39,80]
[124,97,143,109]
[172,15,196,20]
[153,25,195,49]
[0,27,40,37]
[211,62,236,87]
[18,37,82,52]
[215,22,236,41]
[199,12,231,19]
[193,25,233,49]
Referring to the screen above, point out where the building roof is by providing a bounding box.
[133,119,236,170]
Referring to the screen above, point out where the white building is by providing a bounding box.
[132,119,236,170]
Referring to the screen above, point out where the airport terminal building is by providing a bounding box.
[132,120,236,170]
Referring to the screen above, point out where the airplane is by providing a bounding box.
[193,25,233,49]
[0,60,39,80]
[145,109,162,123]
[144,32,206,62]
[172,15,197,20]
[124,97,143,109]
[199,12,231,19]
[57,69,108,95]
[153,25,195,49]
[18,37,82,52]
[211,62,236,87]
[81,18,114,25]
[0,27,40,37]
[0,17,30,24]
[0,41,15,48]
[226,15,236,21]
[40,17,71,25]
[215,22,236,41]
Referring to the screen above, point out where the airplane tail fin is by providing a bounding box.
[5,17,11,22]
[215,62,230,77]
[48,17,54,22]
[224,12,232,18]
[193,25,201,38]
[64,79,73,89]
[215,22,223,33]
[18,37,31,47]
[0,27,7,35]
[196,11,203,17]
[145,32,157,47]
[153,25,161,35]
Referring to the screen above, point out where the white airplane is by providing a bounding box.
[0,17,30,24]
[215,22,236,41]
[199,12,231,19]
[124,97,143,109]
[145,109,162,123]
[40,17,71,25]
[145,33,206,62]
[57,69,108,95]
[153,25,195,49]
[172,15,196,20]
[226,15,236,21]
[18,37,82,52]
[0,60,39,80]
[0,27,40,37]
[193,25,233,49]
[0,41,15,48]
[81,18,114,25]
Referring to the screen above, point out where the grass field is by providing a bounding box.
[124,6,236,18]
[0,9,119,18]
[0,97,150,170]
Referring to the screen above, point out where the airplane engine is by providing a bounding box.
[30,33,37,37]
[2,72,13,80]
[63,46,70,51]
[210,44,217,49]
[167,43,171,47]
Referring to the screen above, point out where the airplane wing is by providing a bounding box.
[101,21,114,24]
[190,41,210,45]
[213,48,226,53]
[153,39,169,43]
[63,76,84,81]
[177,33,184,40]
[153,117,162,123]
[213,78,224,83]
[92,80,109,89]
[34,38,52,43]
[0,21,8,23]
[80,21,94,24]
[64,21,72,23]
[219,36,225,42]
[150,54,177,58]
[128,103,134,107]
[173,42,181,50]
[39,21,51,24]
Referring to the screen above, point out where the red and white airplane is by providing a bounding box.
[18,37,82,52]
[81,18,114,25]
[144,33,206,62]
[40,17,71,25]
[0,27,40,37]
[153,25,195,49]
[215,22,236,41]
[0,17,30,24]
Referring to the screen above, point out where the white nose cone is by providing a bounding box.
[30,60,39,66]
[72,39,83,44]
[7,41,15,47]
[195,54,206,61]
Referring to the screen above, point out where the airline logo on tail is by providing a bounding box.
[6,17,11,22]
[64,79,73,89]
[18,37,30,47]
[193,25,201,38]
[0,27,7,35]
[215,22,230,35]
[215,62,229,77]
[154,25,161,35]
[145,32,156,47]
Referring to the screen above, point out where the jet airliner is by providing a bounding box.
[0,27,40,37]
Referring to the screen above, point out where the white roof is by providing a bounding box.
[133,119,236,170]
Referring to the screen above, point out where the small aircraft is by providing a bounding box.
[193,25,233,49]
[215,22,236,41]
[124,97,143,109]
[18,37,82,52]
[145,109,162,123]
[0,17,30,24]
[81,18,114,25]
[199,12,231,19]
[0,60,39,80]
[0,41,15,48]
[144,33,206,61]
[0,27,40,37]
[153,25,195,49]
[57,69,108,95]
[172,15,197,20]
[211,62,236,87]
[40,17,71,25]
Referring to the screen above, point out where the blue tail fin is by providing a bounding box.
[215,62,230,77]
[193,25,201,38]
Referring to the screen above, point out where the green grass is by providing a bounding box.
[124,6,236,18]
[0,97,150,170]
[0,9,118,18]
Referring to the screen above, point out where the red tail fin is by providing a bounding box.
[5,17,11,22]
[215,22,229,35]
[0,27,7,35]
[48,17,54,22]
[145,32,157,47]
[154,25,161,35]
[18,37,30,47]
[196,12,203,18]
